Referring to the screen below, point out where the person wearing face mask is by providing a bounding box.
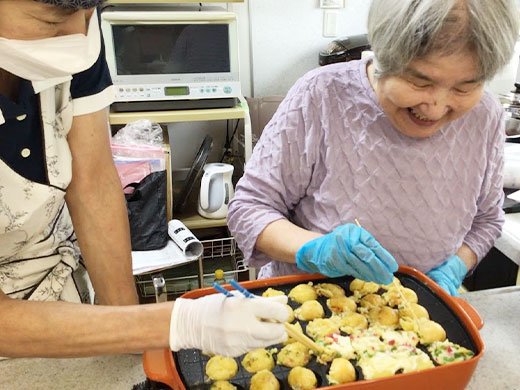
[0,0,289,359]
[228,0,519,296]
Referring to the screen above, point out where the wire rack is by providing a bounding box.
[134,237,247,299]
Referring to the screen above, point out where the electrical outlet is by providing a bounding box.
[323,10,339,37]
[320,0,344,9]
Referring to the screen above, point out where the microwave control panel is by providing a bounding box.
[114,82,241,102]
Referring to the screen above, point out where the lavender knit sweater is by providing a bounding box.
[228,57,505,279]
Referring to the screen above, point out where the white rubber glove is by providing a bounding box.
[170,293,289,357]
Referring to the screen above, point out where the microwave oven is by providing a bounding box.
[100,6,242,111]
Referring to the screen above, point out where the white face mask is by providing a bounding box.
[0,12,100,81]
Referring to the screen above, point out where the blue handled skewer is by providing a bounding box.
[212,282,234,297]
[229,280,256,298]
[213,279,256,298]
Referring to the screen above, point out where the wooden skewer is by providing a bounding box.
[284,322,325,355]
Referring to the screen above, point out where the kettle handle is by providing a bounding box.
[200,170,215,210]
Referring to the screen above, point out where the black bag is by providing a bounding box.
[124,170,168,251]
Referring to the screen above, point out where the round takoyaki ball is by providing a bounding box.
[380,277,402,290]
[359,293,385,309]
[398,303,430,320]
[294,300,324,321]
[250,369,280,390]
[399,317,416,332]
[337,312,368,333]
[368,306,399,327]
[283,321,304,345]
[206,355,238,381]
[242,349,275,373]
[211,381,237,390]
[277,341,311,368]
[289,283,318,303]
[286,304,295,323]
[262,287,286,298]
[349,279,380,295]
[326,296,357,314]
[314,283,345,298]
[305,318,340,341]
[327,358,356,385]
[418,319,447,344]
[288,367,317,390]
[383,287,418,307]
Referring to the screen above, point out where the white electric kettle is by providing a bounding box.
[198,163,234,219]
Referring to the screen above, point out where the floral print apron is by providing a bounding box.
[0,79,89,303]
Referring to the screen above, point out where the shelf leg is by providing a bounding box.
[197,255,204,288]
[239,96,253,162]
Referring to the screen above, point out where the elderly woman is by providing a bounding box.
[228,0,519,295]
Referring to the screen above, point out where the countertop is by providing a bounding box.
[495,212,520,267]
[463,286,520,390]
[1,286,519,390]
[0,354,146,389]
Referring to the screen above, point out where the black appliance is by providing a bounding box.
[319,33,370,66]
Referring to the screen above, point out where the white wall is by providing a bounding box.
[487,38,520,97]
[236,0,520,99]
[248,0,371,97]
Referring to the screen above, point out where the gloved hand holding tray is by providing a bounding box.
[143,266,484,390]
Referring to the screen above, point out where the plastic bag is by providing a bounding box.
[111,143,165,192]
[112,119,164,146]
[111,143,165,168]
[116,161,152,193]
[125,171,168,251]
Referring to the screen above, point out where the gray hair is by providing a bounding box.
[367,0,519,80]
[33,0,105,9]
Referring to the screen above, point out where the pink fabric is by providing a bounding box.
[228,57,505,278]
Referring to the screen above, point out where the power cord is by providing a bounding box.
[220,119,241,163]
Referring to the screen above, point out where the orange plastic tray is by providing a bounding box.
[143,266,484,390]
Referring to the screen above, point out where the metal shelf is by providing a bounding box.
[177,212,227,230]
[109,98,252,162]
[109,105,248,125]
[135,237,247,299]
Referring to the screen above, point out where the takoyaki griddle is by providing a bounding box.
[143,266,484,390]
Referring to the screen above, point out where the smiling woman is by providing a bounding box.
[367,0,518,139]
[228,0,519,299]
[367,51,485,138]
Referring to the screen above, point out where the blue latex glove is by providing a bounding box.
[427,255,468,296]
[295,224,398,284]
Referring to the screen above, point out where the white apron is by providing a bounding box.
[0,80,89,303]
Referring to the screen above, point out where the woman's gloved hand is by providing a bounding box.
[427,255,467,296]
[295,223,398,284]
[169,293,289,357]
